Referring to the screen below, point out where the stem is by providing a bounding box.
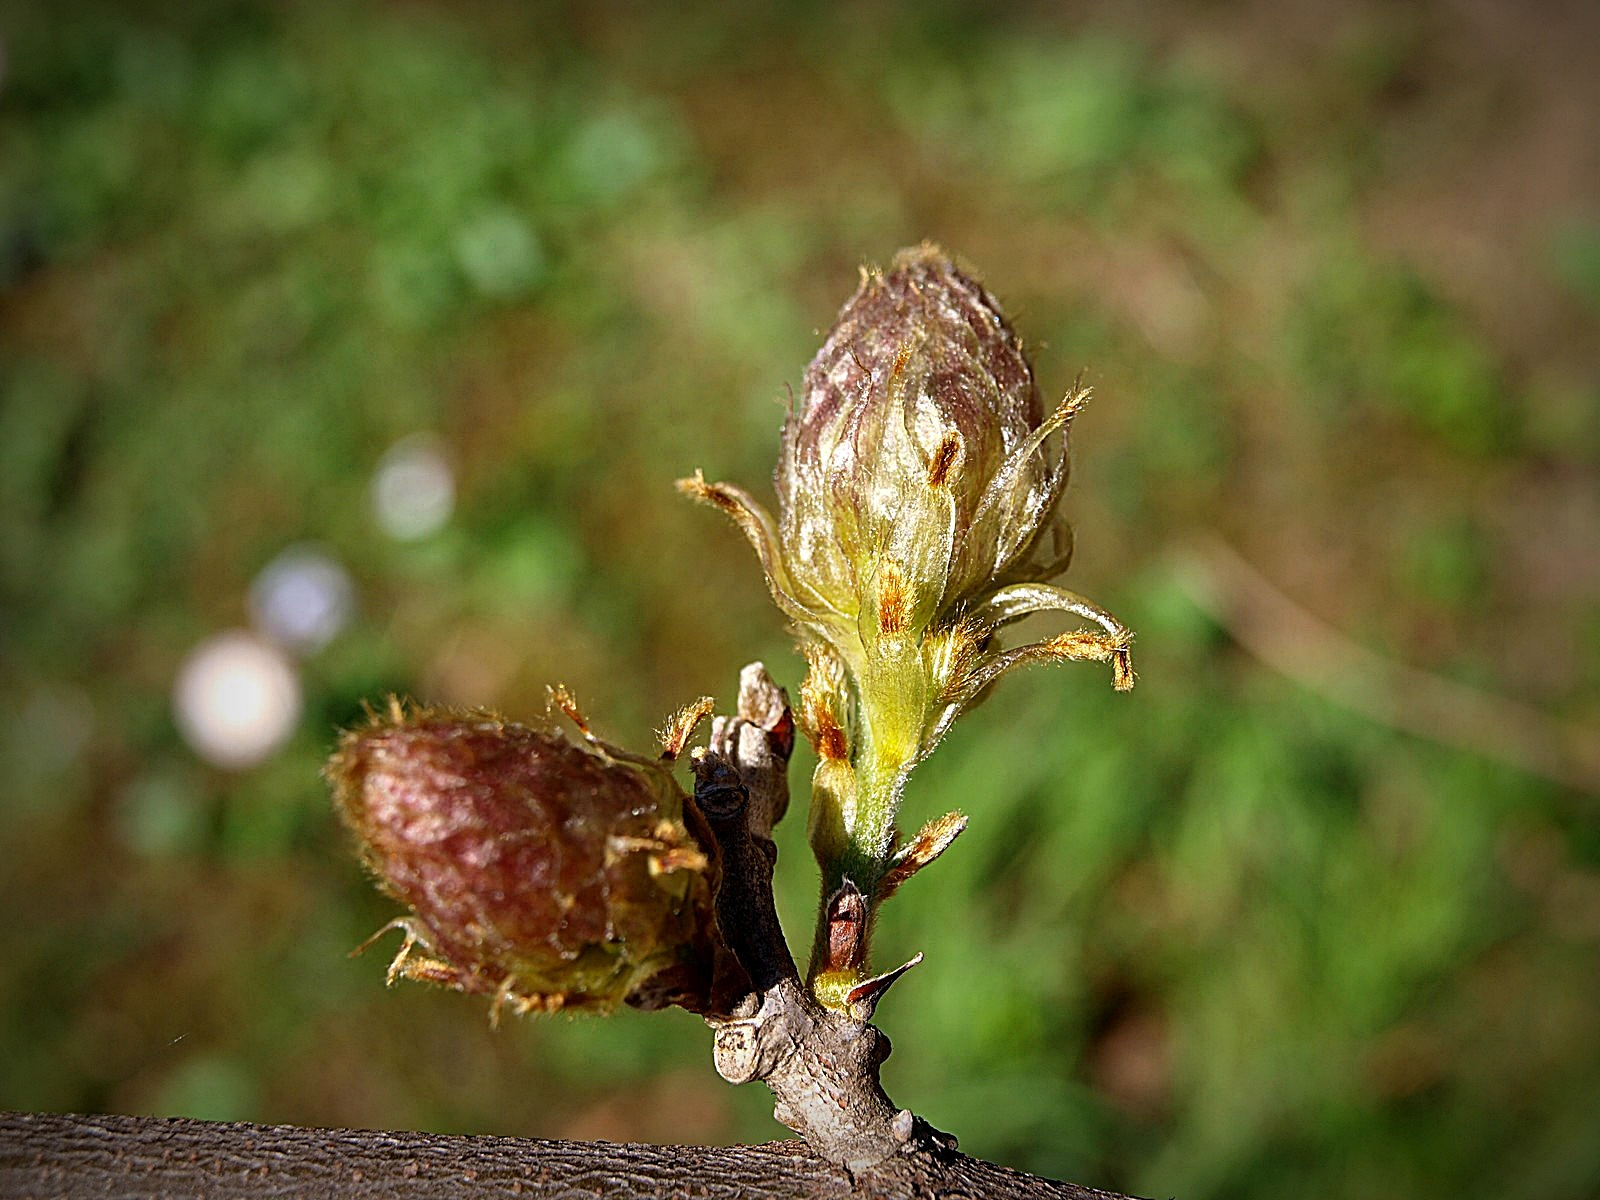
[805,637,932,983]
[697,664,955,1173]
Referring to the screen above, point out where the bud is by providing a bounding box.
[776,243,1072,645]
[682,246,1133,923]
[682,246,1130,708]
[328,702,717,1018]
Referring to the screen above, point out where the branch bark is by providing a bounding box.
[0,1111,1142,1200]
[689,666,998,1182]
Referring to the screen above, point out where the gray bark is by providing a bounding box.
[695,667,950,1172]
[0,1111,1142,1199]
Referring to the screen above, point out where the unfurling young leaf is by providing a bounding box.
[682,245,1134,991]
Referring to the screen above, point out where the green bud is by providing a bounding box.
[683,245,1134,938]
[776,243,1071,646]
[683,246,1129,692]
[328,702,717,1018]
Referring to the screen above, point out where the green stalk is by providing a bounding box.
[805,636,931,993]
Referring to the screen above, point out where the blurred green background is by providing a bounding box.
[3,2,1598,1197]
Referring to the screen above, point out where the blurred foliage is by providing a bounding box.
[2,2,1598,1198]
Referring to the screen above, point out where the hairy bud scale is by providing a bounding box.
[328,705,716,1017]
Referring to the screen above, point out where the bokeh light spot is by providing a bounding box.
[249,543,355,654]
[453,206,544,299]
[173,631,302,769]
[372,434,455,540]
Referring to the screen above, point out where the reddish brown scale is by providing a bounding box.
[876,568,908,636]
[926,433,960,488]
[815,717,849,762]
[822,880,868,974]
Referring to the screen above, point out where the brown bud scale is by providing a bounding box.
[328,706,716,1016]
